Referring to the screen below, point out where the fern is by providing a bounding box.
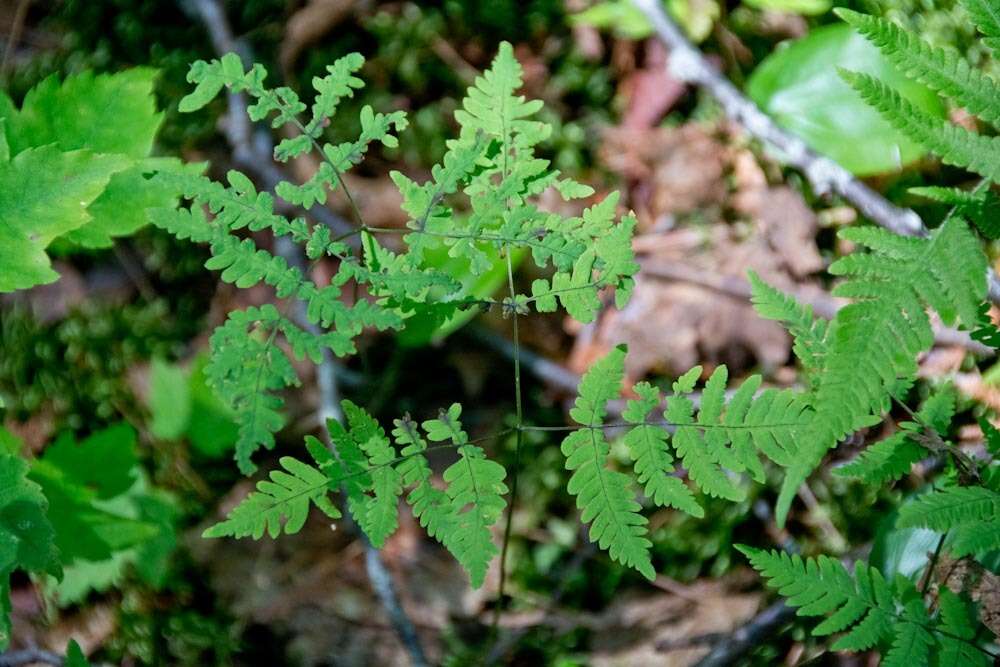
[778,217,986,522]
[910,184,1000,239]
[960,0,1000,53]
[896,484,1000,556]
[837,9,1000,126]
[738,546,987,664]
[202,455,340,539]
[562,345,655,579]
[835,387,956,483]
[563,345,813,578]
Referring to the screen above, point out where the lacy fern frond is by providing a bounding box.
[202,455,340,539]
[835,387,956,483]
[562,345,654,579]
[840,70,1000,182]
[749,271,828,388]
[206,306,297,474]
[738,546,985,662]
[837,9,1000,126]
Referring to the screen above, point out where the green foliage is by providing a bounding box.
[835,388,955,484]
[910,184,1000,239]
[841,6,1000,183]
[202,455,340,540]
[155,44,637,475]
[738,546,988,665]
[0,69,192,292]
[0,452,60,650]
[837,9,1000,125]
[747,23,945,175]
[896,484,1000,556]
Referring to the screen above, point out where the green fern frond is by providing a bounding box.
[779,217,986,525]
[423,404,508,588]
[910,184,1000,240]
[202,455,340,539]
[622,382,703,517]
[937,588,991,666]
[961,0,1000,52]
[896,485,1000,532]
[563,345,655,579]
[749,272,828,385]
[837,9,1000,126]
[739,546,986,661]
[207,306,298,474]
[835,388,955,483]
[840,70,1000,181]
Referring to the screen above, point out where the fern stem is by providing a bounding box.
[919,530,947,597]
[495,248,525,632]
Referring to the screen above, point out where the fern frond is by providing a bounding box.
[207,306,297,474]
[622,382,703,517]
[779,217,986,525]
[835,388,955,483]
[739,547,895,650]
[424,404,507,588]
[840,70,1000,181]
[937,588,990,666]
[202,455,340,539]
[896,485,1000,532]
[910,184,1000,240]
[749,272,828,385]
[336,400,403,548]
[961,0,1000,52]
[838,9,1000,126]
[563,345,655,579]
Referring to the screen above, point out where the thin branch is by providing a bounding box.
[0,648,63,667]
[181,1,427,664]
[630,0,1000,305]
[686,601,796,666]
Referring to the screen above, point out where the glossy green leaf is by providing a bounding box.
[748,24,945,175]
[743,0,830,15]
[0,146,129,292]
[149,358,192,441]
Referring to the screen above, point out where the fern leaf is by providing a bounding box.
[937,588,990,666]
[779,217,986,526]
[882,581,934,667]
[338,400,403,548]
[749,271,828,385]
[961,0,1000,52]
[207,306,298,474]
[840,70,1000,181]
[454,41,548,156]
[203,456,340,539]
[563,346,655,579]
[423,404,507,588]
[835,388,955,483]
[896,485,1000,531]
[622,382,703,517]
[738,546,895,651]
[838,9,1000,125]
[910,184,1000,240]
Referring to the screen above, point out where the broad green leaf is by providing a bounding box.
[186,354,239,458]
[44,424,139,500]
[748,24,945,175]
[0,146,128,292]
[4,69,162,158]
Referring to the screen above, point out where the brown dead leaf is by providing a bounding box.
[601,124,728,230]
[619,40,686,130]
[732,184,823,277]
[935,556,1000,639]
